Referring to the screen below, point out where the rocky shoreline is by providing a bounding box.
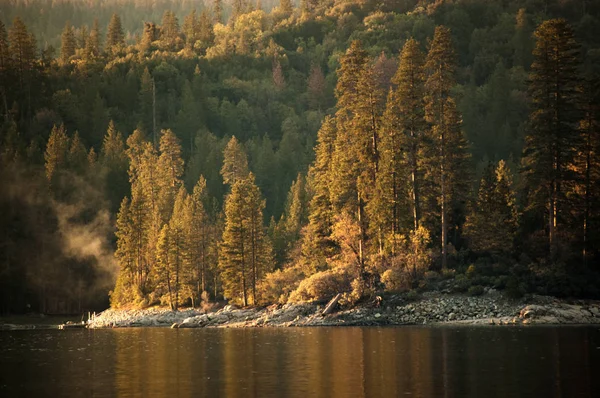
[87,291,600,329]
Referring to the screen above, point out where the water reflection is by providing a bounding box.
[0,327,599,397]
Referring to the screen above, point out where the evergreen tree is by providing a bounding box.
[214,0,224,24]
[302,116,337,273]
[522,19,581,253]
[84,19,101,59]
[221,136,249,186]
[219,173,271,305]
[186,176,209,302]
[330,40,385,286]
[113,197,135,306]
[67,131,88,174]
[138,67,154,136]
[106,13,125,54]
[60,21,76,65]
[44,124,70,184]
[101,120,129,212]
[465,160,517,253]
[424,25,468,269]
[198,10,215,51]
[577,75,600,266]
[8,17,36,90]
[220,177,250,305]
[157,129,184,225]
[139,22,158,55]
[183,9,199,50]
[280,0,293,16]
[160,10,181,51]
[375,38,426,253]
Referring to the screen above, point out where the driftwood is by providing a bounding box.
[322,293,342,316]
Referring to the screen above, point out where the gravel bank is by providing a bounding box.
[87,291,600,329]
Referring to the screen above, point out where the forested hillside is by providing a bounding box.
[1,0,599,313]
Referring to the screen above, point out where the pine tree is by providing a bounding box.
[375,38,426,253]
[330,40,385,285]
[465,160,517,253]
[84,19,101,59]
[578,75,600,266]
[424,26,466,269]
[129,182,151,294]
[160,10,181,51]
[280,0,293,16]
[220,177,250,305]
[67,131,88,174]
[106,13,125,54]
[213,0,224,24]
[302,116,338,273]
[198,10,215,51]
[183,9,199,50]
[0,20,9,74]
[157,129,184,225]
[113,197,135,306]
[8,17,36,90]
[101,120,130,212]
[155,224,178,309]
[60,21,76,65]
[221,136,249,186]
[139,22,158,54]
[44,124,70,183]
[522,19,581,253]
[307,63,326,110]
[220,173,271,305]
[138,67,154,135]
[187,176,209,301]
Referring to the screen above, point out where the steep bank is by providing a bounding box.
[87,291,600,329]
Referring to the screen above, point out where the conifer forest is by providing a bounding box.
[1,0,600,314]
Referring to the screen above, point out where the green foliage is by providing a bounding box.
[3,1,600,314]
[467,285,484,296]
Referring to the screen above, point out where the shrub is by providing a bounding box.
[406,289,420,301]
[288,267,353,302]
[504,276,524,299]
[466,264,477,279]
[468,285,484,296]
[381,267,413,292]
[258,266,304,304]
[424,271,441,281]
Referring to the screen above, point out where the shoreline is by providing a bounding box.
[86,292,600,329]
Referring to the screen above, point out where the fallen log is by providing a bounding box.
[322,293,342,316]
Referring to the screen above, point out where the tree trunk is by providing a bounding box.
[411,137,420,230]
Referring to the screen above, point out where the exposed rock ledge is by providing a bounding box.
[87,292,600,329]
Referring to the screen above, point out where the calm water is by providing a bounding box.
[1,326,599,397]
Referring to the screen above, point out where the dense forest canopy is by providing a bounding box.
[1,0,599,314]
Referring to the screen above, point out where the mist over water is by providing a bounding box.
[0,162,116,314]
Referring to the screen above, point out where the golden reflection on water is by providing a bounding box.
[104,327,600,398]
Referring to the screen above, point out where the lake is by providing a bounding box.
[1,326,599,397]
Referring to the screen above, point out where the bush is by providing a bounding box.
[288,267,353,302]
[467,285,484,296]
[258,266,304,304]
[406,289,420,301]
[450,274,469,293]
[504,276,524,299]
[381,267,413,292]
[466,264,477,279]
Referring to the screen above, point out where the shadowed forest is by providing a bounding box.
[1,0,600,313]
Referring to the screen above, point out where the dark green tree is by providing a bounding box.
[522,19,581,253]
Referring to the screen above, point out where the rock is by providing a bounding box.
[374,313,381,318]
